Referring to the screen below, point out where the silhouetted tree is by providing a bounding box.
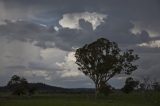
[139,83,146,91]
[152,82,160,91]
[75,38,139,96]
[28,86,37,96]
[7,75,28,96]
[99,81,113,96]
[122,77,139,93]
[139,76,153,91]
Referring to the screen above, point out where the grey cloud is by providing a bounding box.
[28,61,60,72]
[79,19,93,31]
[0,14,159,52]
[55,19,97,50]
[0,0,159,51]
[0,20,58,48]
[6,65,27,70]
[132,53,160,81]
[0,19,96,51]
[1,0,160,29]
[95,17,144,44]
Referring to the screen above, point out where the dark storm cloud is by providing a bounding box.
[0,18,154,51]
[0,19,93,50]
[0,20,58,49]
[1,0,160,24]
[55,19,97,50]
[1,0,159,50]
[0,19,97,50]
[95,17,151,44]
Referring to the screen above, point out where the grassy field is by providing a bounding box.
[0,92,159,106]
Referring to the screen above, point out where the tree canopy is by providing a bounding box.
[7,75,28,96]
[7,75,37,96]
[122,77,139,93]
[75,38,139,95]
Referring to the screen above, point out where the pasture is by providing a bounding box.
[0,92,159,106]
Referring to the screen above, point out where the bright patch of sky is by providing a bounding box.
[138,40,160,48]
[59,12,107,30]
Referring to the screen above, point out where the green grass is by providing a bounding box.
[0,92,159,106]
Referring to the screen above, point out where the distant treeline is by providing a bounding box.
[0,82,95,94]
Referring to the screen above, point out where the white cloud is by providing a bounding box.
[59,12,107,30]
[40,47,67,63]
[56,52,83,78]
[54,26,59,31]
[138,40,160,48]
[24,70,52,81]
[131,21,160,37]
[66,52,76,62]
[39,23,47,27]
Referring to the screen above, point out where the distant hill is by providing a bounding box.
[28,83,65,91]
[0,83,94,94]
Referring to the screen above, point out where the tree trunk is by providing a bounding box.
[95,84,100,99]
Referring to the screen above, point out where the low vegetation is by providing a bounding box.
[0,92,159,106]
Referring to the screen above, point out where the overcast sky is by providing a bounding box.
[0,0,160,88]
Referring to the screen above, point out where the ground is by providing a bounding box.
[0,92,159,106]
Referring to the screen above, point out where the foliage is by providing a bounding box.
[139,76,160,91]
[7,75,37,96]
[122,77,139,93]
[28,86,37,96]
[152,82,160,91]
[7,75,28,96]
[75,38,139,95]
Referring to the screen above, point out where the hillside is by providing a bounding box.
[0,83,94,94]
